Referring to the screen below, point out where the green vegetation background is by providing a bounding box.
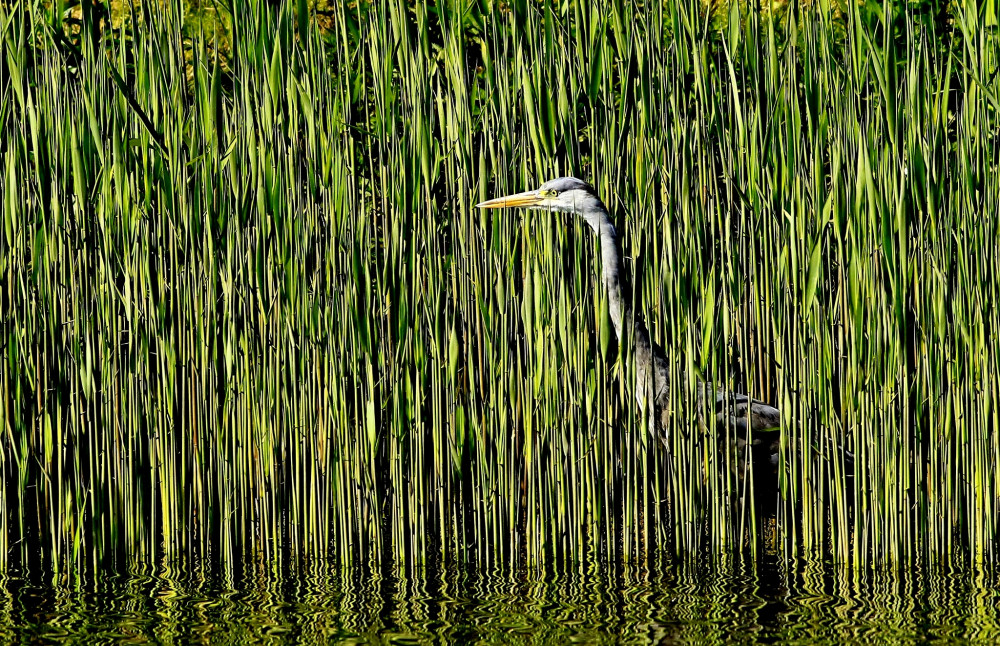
[1,0,999,575]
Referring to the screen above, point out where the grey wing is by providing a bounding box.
[636,323,780,446]
[712,387,781,434]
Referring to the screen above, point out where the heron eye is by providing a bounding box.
[539,189,557,197]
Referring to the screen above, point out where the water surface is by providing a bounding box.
[2,556,996,644]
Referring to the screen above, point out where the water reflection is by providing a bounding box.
[1,556,996,643]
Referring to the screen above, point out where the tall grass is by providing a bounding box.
[0,0,998,576]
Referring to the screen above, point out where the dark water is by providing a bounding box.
[2,555,997,644]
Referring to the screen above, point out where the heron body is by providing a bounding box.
[477,177,781,457]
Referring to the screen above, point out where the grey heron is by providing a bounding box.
[477,177,780,457]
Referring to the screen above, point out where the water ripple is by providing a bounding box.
[0,556,996,644]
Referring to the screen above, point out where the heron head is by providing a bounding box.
[476,177,605,229]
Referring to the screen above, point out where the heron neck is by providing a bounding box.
[586,203,658,417]
[594,212,629,342]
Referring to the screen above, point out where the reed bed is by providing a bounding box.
[1,0,998,576]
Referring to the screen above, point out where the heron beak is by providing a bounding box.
[475,190,543,209]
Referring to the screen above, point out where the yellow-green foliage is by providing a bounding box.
[0,0,997,575]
